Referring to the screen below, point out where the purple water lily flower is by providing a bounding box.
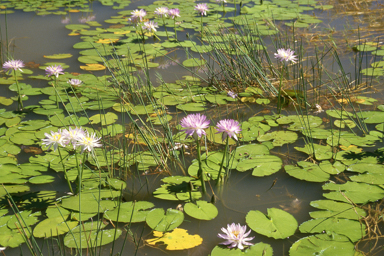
[2,59,25,75]
[180,113,210,140]
[142,21,159,32]
[45,65,64,78]
[67,78,82,87]
[274,48,297,63]
[227,91,237,98]
[129,9,147,24]
[218,223,254,250]
[168,8,180,19]
[154,7,168,17]
[216,119,241,141]
[195,3,209,16]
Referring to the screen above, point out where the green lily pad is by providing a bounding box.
[285,162,330,182]
[323,181,384,204]
[64,221,121,248]
[0,226,31,248]
[294,143,333,160]
[146,208,184,232]
[89,112,118,125]
[299,217,365,242]
[309,200,366,220]
[29,175,55,184]
[246,208,297,239]
[7,211,41,229]
[211,243,273,256]
[33,216,78,238]
[44,53,73,59]
[289,234,357,256]
[184,201,218,220]
[182,58,206,67]
[276,115,322,131]
[258,131,298,146]
[177,102,206,111]
[105,201,154,223]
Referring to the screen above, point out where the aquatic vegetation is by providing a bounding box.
[218,223,254,250]
[2,0,384,255]
[2,59,24,110]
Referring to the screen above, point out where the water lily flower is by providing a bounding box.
[42,130,66,151]
[67,78,82,87]
[195,3,209,16]
[61,17,70,24]
[76,131,102,153]
[45,65,64,78]
[215,119,241,141]
[218,223,254,250]
[2,59,25,75]
[180,113,210,140]
[168,8,180,19]
[227,91,237,98]
[274,48,297,63]
[142,21,159,32]
[62,127,85,149]
[129,9,147,24]
[154,6,169,17]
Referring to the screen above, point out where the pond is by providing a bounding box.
[1,0,384,255]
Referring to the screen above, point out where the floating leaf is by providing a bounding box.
[294,143,333,160]
[64,221,121,248]
[184,201,218,220]
[210,243,273,256]
[33,216,78,238]
[289,234,357,256]
[309,200,366,220]
[323,181,384,204]
[258,131,298,146]
[44,53,73,59]
[146,228,202,250]
[285,162,330,182]
[80,63,106,71]
[89,112,118,125]
[246,208,297,239]
[146,208,184,232]
[182,58,206,67]
[299,217,365,242]
[105,201,154,223]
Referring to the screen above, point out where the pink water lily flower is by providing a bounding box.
[216,119,241,141]
[195,3,209,16]
[168,8,180,19]
[45,65,64,78]
[274,48,297,63]
[218,223,254,250]
[2,59,25,75]
[180,113,210,140]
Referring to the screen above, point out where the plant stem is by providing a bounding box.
[57,147,74,194]
[162,16,169,39]
[216,137,229,185]
[13,69,23,111]
[196,139,206,193]
[200,15,203,38]
[277,66,284,114]
[173,18,177,41]
[54,76,59,109]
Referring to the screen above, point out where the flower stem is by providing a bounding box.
[13,70,23,111]
[196,139,206,193]
[58,147,74,194]
[162,17,169,39]
[54,76,59,109]
[216,137,229,185]
[173,18,177,41]
[200,15,203,38]
[277,67,284,114]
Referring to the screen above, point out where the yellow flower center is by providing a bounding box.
[53,134,61,141]
[232,231,240,238]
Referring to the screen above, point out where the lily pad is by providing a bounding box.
[285,162,330,182]
[33,216,78,238]
[105,201,154,223]
[309,200,366,220]
[146,208,184,232]
[184,201,218,220]
[258,131,298,146]
[246,208,297,239]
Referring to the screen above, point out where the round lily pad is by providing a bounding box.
[146,208,184,232]
[246,208,298,239]
[184,201,218,220]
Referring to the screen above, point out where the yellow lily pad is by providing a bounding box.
[146,228,202,250]
[241,97,256,103]
[80,64,106,71]
[114,31,130,35]
[68,10,80,12]
[96,38,119,44]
